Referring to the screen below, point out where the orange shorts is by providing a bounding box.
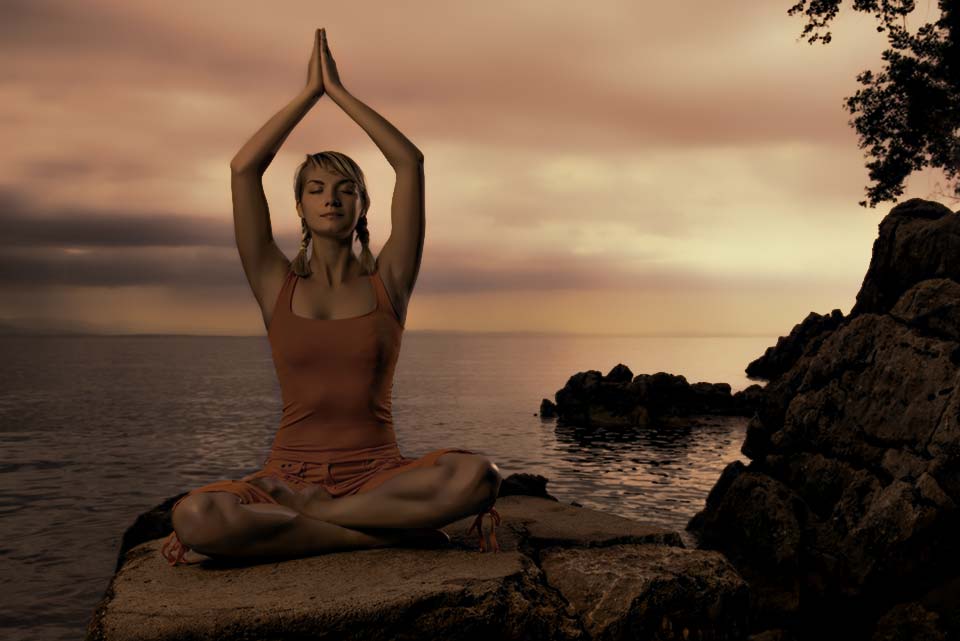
[161,447,483,565]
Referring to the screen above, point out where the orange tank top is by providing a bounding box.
[266,264,406,464]
[161,265,503,565]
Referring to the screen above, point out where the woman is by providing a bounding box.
[161,28,502,566]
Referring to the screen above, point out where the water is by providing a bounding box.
[0,332,771,641]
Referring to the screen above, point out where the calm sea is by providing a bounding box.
[0,332,772,641]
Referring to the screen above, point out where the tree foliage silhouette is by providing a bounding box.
[788,0,959,207]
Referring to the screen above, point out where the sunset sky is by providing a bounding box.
[1,0,954,336]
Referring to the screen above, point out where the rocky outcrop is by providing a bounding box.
[850,198,960,317]
[539,365,764,428]
[688,198,960,641]
[87,486,751,641]
[744,310,846,382]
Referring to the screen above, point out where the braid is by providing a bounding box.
[355,215,369,244]
[355,215,377,274]
[293,217,313,277]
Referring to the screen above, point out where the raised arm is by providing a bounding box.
[318,29,422,166]
[318,28,424,307]
[231,29,325,173]
[230,29,325,328]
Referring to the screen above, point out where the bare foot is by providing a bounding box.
[247,476,332,513]
[182,549,214,564]
[298,484,335,507]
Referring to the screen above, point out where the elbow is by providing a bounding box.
[230,160,256,174]
[394,152,423,167]
[230,155,269,174]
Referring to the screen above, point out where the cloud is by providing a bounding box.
[1,0,892,157]
[1,0,947,334]
[0,187,229,248]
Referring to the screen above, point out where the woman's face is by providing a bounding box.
[298,164,362,238]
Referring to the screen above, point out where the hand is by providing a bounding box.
[319,28,345,94]
[305,28,324,98]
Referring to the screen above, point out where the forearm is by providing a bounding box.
[230,88,321,174]
[327,86,423,166]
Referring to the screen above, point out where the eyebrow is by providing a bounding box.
[307,179,354,186]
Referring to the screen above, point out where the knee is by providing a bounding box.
[483,461,503,500]
[450,457,502,507]
[171,494,220,548]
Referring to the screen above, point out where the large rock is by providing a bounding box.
[87,495,750,641]
[541,364,763,428]
[851,198,960,317]
[744,310,846,383]
[688,198,960,641]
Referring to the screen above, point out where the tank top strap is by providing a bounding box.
[278,265,298,319]
[371,268,404,327]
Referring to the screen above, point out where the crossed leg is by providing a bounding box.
[293,453,503,530]
[168,490,453,565]
[166,453,502,565]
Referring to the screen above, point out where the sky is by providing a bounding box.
[1,0,955,336]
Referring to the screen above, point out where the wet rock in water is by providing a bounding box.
[547,365,763,429]
[539,397,557,418]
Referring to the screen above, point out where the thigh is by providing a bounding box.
[170,490,245,534]
[433,450,497,480]
[171,478,278,520]
[353,448,477,495]
[421,448,478,471]
[175,490,241,513]
[434,452,482,472]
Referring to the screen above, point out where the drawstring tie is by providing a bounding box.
[161,530,189,566]
[466,506,501,552]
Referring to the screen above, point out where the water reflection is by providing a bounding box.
[1,333,768,641]
[547,415,750,547]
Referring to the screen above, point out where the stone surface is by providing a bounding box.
[745,309,846,383]
[539,543,750,641]
[850,198,959,317]
[87,496,750,641]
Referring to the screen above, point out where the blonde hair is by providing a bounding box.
[292,151,375,278]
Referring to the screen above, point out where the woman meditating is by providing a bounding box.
[161,28,502,566]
